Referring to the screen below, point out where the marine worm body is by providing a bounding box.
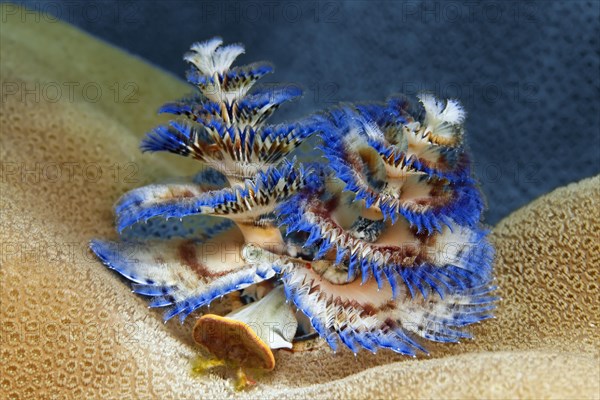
[91,37,496,361]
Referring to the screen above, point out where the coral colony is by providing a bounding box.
[90,38,496,388]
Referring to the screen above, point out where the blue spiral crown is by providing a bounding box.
[90,37,497,356]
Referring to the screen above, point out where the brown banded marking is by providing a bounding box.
[177,240,235,281]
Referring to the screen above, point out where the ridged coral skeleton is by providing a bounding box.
[90,37,497,378]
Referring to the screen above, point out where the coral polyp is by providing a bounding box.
[90,37,497,378]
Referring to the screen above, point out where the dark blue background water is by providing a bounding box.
[9,0,600,224]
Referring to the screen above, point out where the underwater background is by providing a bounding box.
[8,0,599,224]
